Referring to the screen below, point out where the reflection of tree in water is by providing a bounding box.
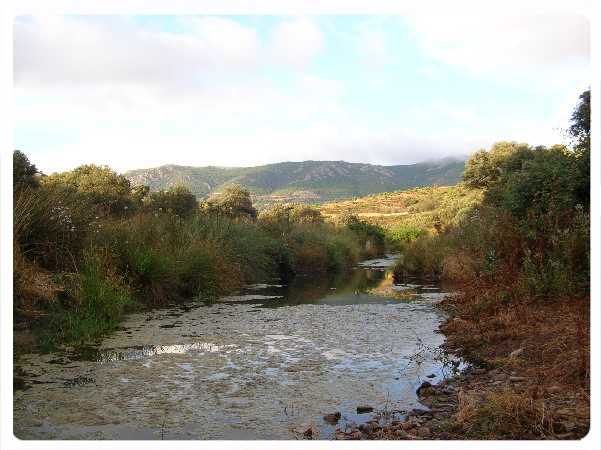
[275,268,389,306]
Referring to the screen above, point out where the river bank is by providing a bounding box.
[332,288,590,440]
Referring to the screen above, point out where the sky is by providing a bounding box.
[13,13,590,174]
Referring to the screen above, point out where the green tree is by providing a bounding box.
[13,150,40,190]
[143,185,198,217]
[201,184,257,219]
[569,89,590,152]
[288,204,324,224]
[463,141,531,189]
[43,165,133,215]
[568,89,590,208]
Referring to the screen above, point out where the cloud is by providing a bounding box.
[14,16,260,91]
[14,14,587,175]
[407,13,590,75]
[270,17,324,67]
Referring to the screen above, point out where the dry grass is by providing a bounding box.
[13,244,60,322]
[439,281,590,439]
[455,388,552,439]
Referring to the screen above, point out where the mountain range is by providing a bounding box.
[124,158,466,207]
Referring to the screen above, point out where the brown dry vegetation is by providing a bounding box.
[437,282,590,439]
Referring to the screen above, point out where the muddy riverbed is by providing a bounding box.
[14,254,461,440]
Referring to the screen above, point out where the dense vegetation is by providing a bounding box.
[391,90,590,438]
[124,158,465,207]
[13,156,385,348]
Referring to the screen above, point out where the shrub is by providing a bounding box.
[39,250,133,346]
[387,224,426,246]
[142,185,198,217]
[42,164,134,216]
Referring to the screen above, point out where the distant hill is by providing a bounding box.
[124,158,466,208]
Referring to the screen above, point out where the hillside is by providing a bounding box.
[319,185,483,229]
[124,158,465,207]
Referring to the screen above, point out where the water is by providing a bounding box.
[13,254,459,440]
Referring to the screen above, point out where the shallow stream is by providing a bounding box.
[14,254,459,440]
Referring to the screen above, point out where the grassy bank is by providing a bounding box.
[13,159,386,349]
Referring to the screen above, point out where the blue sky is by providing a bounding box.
[14,14,590,173]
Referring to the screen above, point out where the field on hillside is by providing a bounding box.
[319,185,484,231]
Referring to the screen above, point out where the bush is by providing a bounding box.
[142,185,198,217]
[387,224,426,246]
[39,250,133,346]
[42,164,134,216]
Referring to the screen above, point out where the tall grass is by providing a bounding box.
[15,187,375,347]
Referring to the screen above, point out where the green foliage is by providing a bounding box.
[143,184,198,217]
[200,184,257,219]
[13,183,100,271]
[13,150,40,190]
[569,89,590,152]
[43,164,134,215]
[39,250,133,346]
[462,142,532,189]
[288,204,324,224]
[258,203,324,238]
[485,144,583,217]
[387,224,426,245]
[568,89,590,208]
[338,213,386,257]
[394,90,590,301]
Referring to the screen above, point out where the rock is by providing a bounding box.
[356,405,374,414]
[416,381,432,395]
[509,348,524,359]
[323,412,341,424]
[409,408,431,417]
[416,426,432,438]
[426,373,436,378]
[509,376,527,382]
[361,423,375,434]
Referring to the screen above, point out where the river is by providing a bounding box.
[13,254,460,440]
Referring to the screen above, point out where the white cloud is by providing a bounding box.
[14,16,260,91]
[407,13,590,76]
[270,17,324,67]
[14,14,588,175]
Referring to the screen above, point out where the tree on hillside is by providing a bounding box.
[143,185,198,217]
[43,164,133,215]
[288,204,324,225]
[462,141,531,189]
[13,150,40,190]
[201,184,257,220]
